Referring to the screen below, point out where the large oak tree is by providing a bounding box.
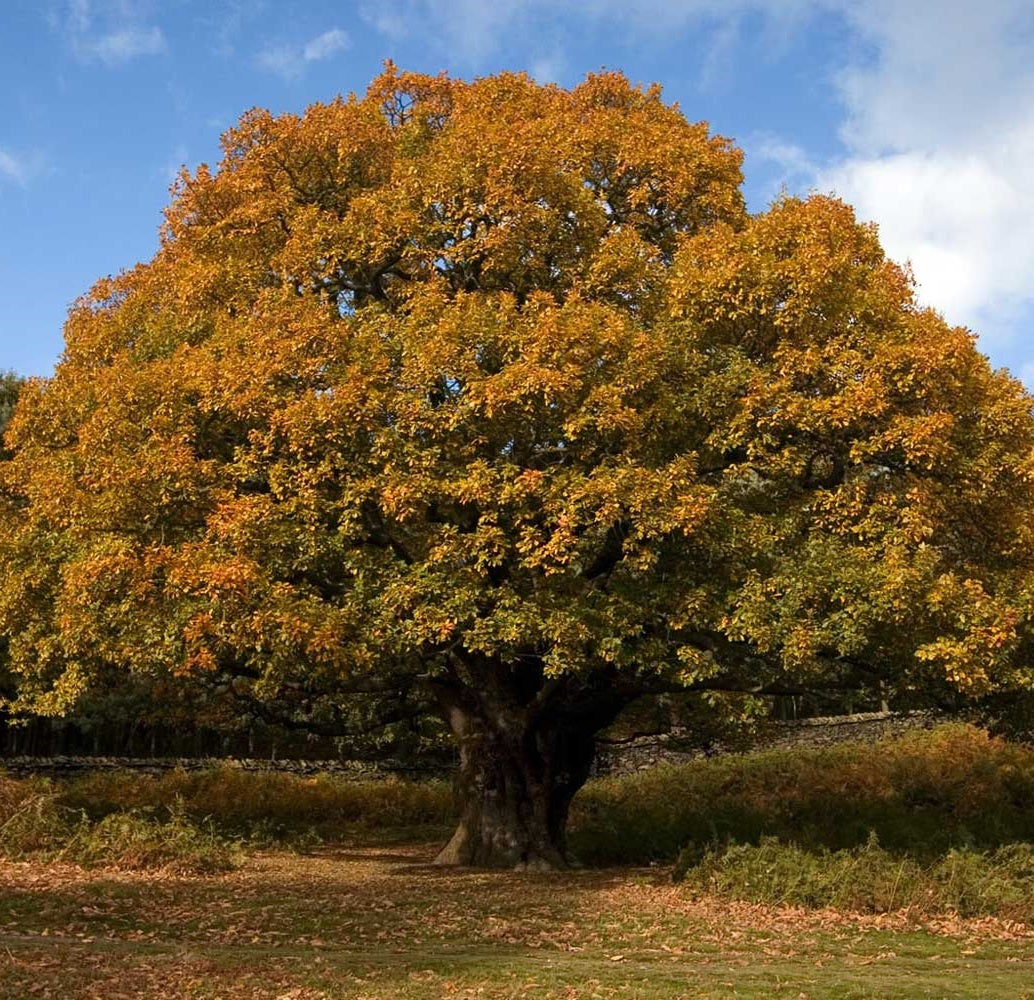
[3,67,1034,867]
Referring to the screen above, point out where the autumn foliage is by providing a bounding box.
[2,66,1034,866]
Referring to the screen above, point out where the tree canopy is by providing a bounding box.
[2,66,1034,867]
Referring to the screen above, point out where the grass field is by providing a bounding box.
[3,726,1033,997]
[2,841,1033,999]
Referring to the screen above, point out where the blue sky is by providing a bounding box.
[2,1,1032,383]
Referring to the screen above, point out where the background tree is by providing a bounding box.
[0,370,25,720]
[2,67,1033,867]
[0,371,23,459]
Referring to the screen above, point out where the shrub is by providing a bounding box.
[62,805,242,873]
[674,835,1034,920]
[0,777,79,857]
[0,773,240,872]
[61,766,454,839]
[6,724,1033,878]
[570,724,1034,864]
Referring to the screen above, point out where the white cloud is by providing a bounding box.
[67,0,90,34]
[203,0,269,59]
[79,25,166,65]
[529,53,567,84]
[360,1,527,62]
[360,0,817,67]
[56,1,167,66]
[832,1,1033,154]
[303,28,350,62]
[0,150,27,186]
[749,135,817,200]
[0,148,48,189]
[257,27,350,80]
[817,143,1033,338]
[160,143,190,186]
[360,0,1034,359]
[814,0,1034,350]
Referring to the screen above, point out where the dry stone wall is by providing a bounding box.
[0,755,443,780]
[591,710,945,776]
[1,712,945,780]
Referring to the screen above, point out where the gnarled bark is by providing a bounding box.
[431,672,624,869]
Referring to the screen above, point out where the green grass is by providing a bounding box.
[1,844,1032,999]
[2,726,1034,996]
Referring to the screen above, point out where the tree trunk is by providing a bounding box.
[432,678,615,869]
